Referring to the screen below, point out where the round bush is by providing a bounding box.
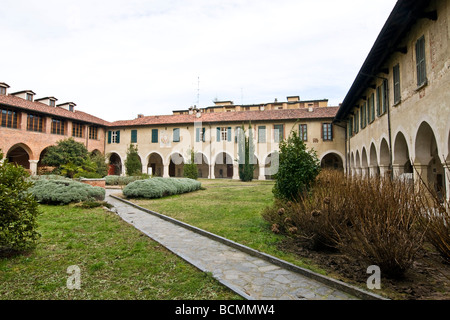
[29,178,105,205]
[123,177,202,199]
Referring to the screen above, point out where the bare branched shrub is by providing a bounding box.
[415,163,450,263]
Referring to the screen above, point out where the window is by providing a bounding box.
[393,64,401,104]
[131,129,138,143]
[108,130,120,144]
[173,128,180,142]
[376,86,382,116]
[89,126,98,140]
[361,103,366,129]
[299,124,307,141]
[27,114,44,132]
[369,93,375,123]
[51,118,66,135]
[196,127,205,142]
[274,124,284,143]
[72,122,84,138]
[258,126,266,143]
[50,100,56,107]
[0,108,19,128]
[26,93,33,101]
[348,118,353,137]
[416,36,427,87]
[0,87,6,95]
[381,79,389,115]
[322,123,333,141]
[217,127,231,142]
[151,129,158,143]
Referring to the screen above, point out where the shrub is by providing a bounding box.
[273,130,321,201]
[105,175,149,186]
[0,151,40,253]
[263,170,427,279]
[125,144,142,176]
[29,177,105,205]
[123,177,202,199]
[183,149,198,180]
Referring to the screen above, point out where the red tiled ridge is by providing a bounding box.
[111,107,339,127]
[0,94,110,126]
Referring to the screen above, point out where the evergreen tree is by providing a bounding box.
[237,123,255,182]
[183,149,198,180]
[125,144,142,176]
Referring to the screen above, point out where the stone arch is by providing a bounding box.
[168,152,185,177]
[361,147,369,177]
[194,152,209,178]
[379,138,390,167]
[6,143,32,170]
[37,146,54,174]
[393,131,413,175]
[147,152,164,177]
[369,143,380,177]
[108,152,123,176]
[350,151,355,176]
[414,121,445,198]
[214,152,234,179]
[320,152,344,171]
[264,152,279,180]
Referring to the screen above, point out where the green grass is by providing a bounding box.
[0,204,242,300]
[128,178,327,274]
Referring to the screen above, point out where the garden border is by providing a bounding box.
[110,194,388,300]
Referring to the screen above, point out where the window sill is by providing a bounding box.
[415,80,428,92]
[393,100,402,107]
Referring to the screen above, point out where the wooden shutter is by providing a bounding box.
[227,127,232,142]
[108,131,112,144]
[116,130,120,144]
[217,127,220,142]
[196,128,200,142]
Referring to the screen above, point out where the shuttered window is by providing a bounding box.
[258,126,266,143]
[151,129,158,143]
[173,128,180,142]
[393,64,401,104]
[131,129,138,143]
[416,36,427,87]
[299,124,307,141]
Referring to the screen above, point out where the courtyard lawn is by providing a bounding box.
[127,179,326,274]
[0,204,242,300]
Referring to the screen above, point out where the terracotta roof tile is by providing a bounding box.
[0,94,110,126]
[111,107,339,127]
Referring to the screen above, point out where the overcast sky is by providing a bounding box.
[1,0,397,122]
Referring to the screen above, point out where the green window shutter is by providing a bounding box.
[202,128,205,142]
[217,127,220,142]
[152,129,158,143]
[227,127,231,142]
[116,130,120,144]
[196,128,200,142]
[108,131,112,144]
[258,126,266,143]
[131,130,137,143]
[173,128,180,142]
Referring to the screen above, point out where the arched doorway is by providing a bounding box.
[321,153,344,171]
[361,147,369,177]
[194,152,209,178]
[169,153,184,177]
[415,122,445,198]
[215,152,233,179]
[108,153,122,176]
[147,153,164,177]
[38,147,54,175]
[264,152,279,180]
[394,132,413,177]
[6,144,31,170]
[369,143,380,177]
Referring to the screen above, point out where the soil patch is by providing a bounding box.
[279,238,450,300]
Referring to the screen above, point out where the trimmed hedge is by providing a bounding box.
[29,176,105,205]
[123,177,202,199]
[105,175,149,186]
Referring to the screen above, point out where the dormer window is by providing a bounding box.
[50,100,56,107]
[26,93,33,101]
[69,105,74,112]
[0,87,5,95]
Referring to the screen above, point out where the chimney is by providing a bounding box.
[57,102,76,112]
[137,114,144,119]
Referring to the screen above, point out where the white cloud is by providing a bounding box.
[0,0,397,121]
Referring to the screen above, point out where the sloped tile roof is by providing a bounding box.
[0,94,110,126]
[111,107,339,127]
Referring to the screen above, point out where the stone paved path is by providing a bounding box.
[105,189,381,300]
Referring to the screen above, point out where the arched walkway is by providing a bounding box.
[6,144,31,170]
[147,152,164,177]
[369,143,380,177]
[264,152,279,180]
[108,152,123,176]
[215,152,234,179]
[321,153,344,171]
[414,122,445,199]
[194,152,209,178]
[393,132,413,177]
[169,152,184,177]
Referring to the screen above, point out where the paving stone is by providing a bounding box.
[105,190,360,300]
